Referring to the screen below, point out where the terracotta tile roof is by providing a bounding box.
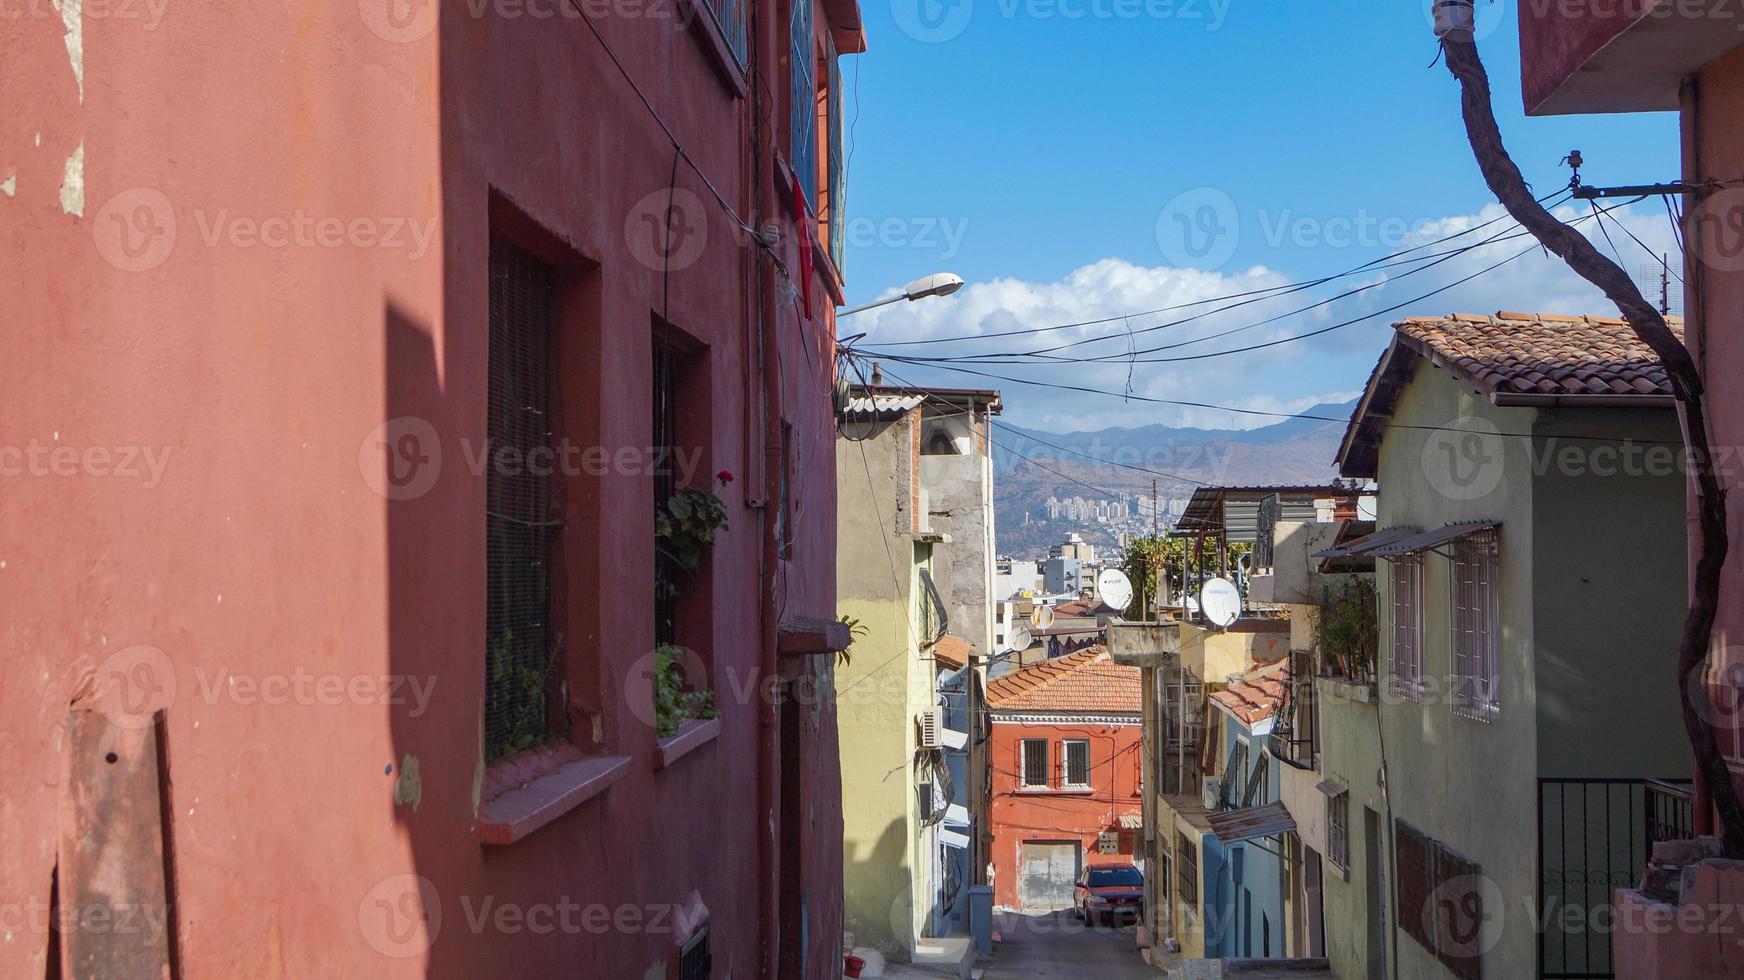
[1337,312,1682,478]
[931,634,974,670]
[986,648,1141,713]
[1208,657,1290,728]
[1395,312,1681,397]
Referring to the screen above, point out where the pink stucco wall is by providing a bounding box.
[0,2,849,977]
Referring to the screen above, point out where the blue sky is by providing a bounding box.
[838,1,1685,432]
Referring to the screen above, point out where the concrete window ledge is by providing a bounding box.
[656,718,721,771]
[479,748,630,847]
[1322,677,1378,704]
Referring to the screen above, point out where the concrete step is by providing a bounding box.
[911,937,975,980]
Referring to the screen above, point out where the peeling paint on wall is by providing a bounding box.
[393,754,422,811]
[59,143,83,216]
[52,0,83,103]
[1,174,14,198]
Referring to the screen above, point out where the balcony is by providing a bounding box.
[1268,651,1317,770]
[1519,0,1744,114]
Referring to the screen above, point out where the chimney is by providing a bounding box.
[871,363,884,387]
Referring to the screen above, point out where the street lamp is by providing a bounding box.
[838,272,965,318]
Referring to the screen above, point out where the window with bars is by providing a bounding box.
[1242,750,1269,808]
[1177,832,1199,913]
[700,0,747,67]
[1395,820,1485,980]
[1219,738,1248,810]
[1158,668,1204,797]
[788,0,816,207]
[1389,557,1423,700]
[824,38,845,271]
[917,567,948,648]
[1021,739,1048,789]
[1062,740,1090,789]
[1450,530,1500,721]
[1327,792,1349,872]
[678,923,712,980]
[654,337,679,647]
[485,236,564,763]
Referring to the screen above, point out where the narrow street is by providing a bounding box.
[979,911,1152,979]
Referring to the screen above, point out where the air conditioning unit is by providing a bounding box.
[1202,776,1224,813]
[917,707,944,749]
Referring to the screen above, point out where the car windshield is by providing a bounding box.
[1089,867,1142,887]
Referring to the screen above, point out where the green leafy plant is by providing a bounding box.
[656,474,732,600]
[837,614,868,666]
[1313,578,1378,682]
[486,629,566,760]
[654,643,718,738]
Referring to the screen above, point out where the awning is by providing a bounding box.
[1315,778,1348,798]
[1206,802,1296,844]
[1313,526,1421,560]
[1117,813,1143,831]
[1369,522,1498,558]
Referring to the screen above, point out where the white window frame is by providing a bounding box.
[1327,791,1350,873]
[1450,529,1501,722]
[1021,738,1049,789]
[1388,556,1424,700]
[1062,739,1091,790]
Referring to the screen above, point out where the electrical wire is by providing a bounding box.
[860,188,1571,352]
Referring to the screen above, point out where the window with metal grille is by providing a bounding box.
[485,236,563,764]
[654,337,679,647]
[788,0,816,207]
[1062,740,1090,789]
[1021,739,1048,789]
[699,0,747,67]
[824,37,845,271]
[917,567,948,648]
[1177,832,1199,912]
[678,923,712,980]
[1450,530,1500,721]
[1242,750,1268,807]
[1158,668,1204,797]
[1327,792,1349,871]
[1220,739,1248,810]
[1389,556,1423,700]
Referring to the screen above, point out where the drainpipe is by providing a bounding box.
[1681,75,1713,837]
[752,0,784,971]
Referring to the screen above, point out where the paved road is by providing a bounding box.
[979,909,1154,979]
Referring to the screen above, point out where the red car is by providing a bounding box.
[1074,863,1144,926]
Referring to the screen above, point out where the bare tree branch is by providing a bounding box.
[1440,32,1744,857]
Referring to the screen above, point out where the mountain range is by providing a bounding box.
[992,399,1360,557]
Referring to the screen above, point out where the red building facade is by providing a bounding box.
[985,650,1144,910]
[0,0,860,976]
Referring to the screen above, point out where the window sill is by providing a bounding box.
[1327,860,1350,883]
[656,718,721,770]
[1321,676,1378,704]
[1018,787,1096,796]
[479,747,631,846]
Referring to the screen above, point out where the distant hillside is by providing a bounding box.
[993,400,1358,558]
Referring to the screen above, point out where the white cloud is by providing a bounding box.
[852,201,1682,432]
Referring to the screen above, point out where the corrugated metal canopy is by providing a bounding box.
[1369,522,1499,558]
[1118,813,1143,830]
[1205,802,1297,844]
[840,392,925,418]
[1312,526,1422,560]
[1176,485,1351,543]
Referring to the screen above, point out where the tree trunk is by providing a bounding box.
[1440,33,1744,857]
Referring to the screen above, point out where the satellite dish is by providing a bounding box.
[1200,577,1243,629]
[1006,624,1034,654]
[1097,568,1134,613]
[1032,604,1055,629]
